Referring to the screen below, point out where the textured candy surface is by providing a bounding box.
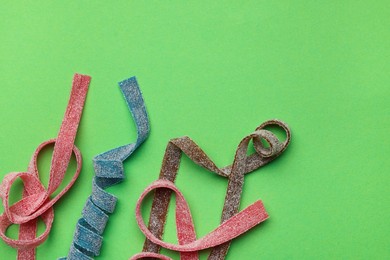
[136,120,291,259]
[63,77,150,260]
[0,74,91,260]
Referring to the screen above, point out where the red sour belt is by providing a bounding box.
[0,74,91,260]
[131,179,269,260]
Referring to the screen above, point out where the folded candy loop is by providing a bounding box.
[0,172,45,222]
[64,244,93,260]
[0,208,54,250]
[252,129,283,158]
[135,179,268,254]
[91,179,117,214]
[254,119,291,156]
[256,119,291,140]
[73,221,103,256]
[1,140,82,225]
[81,198,109,235]
[28,138,83,192]
[0,73,91,260]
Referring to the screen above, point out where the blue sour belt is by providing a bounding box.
[60,77,150,260]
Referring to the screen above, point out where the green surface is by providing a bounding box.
[0,1,389,259]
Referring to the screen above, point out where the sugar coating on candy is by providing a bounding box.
[61,77,150,260]
[131,252,173,260]
[133,179,268,259]
[135,120,291,259]
[0,74,91,260]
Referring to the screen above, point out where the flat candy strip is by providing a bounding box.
[62,77,150,260]
[208,120,291,259]
[139,120,291,259]
[0,74,91,260]
[131,179,269,260]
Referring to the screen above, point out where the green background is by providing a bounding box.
[1,1,389,259]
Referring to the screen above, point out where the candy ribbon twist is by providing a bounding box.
[136,119,291,259]
[0,74,91,260]
[63,77,150,260]
[131,179,269,260]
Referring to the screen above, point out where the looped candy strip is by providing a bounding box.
[132,120,291,260]
[62,77,150,260]
[132,180,269,260]
[0,74,91,260]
